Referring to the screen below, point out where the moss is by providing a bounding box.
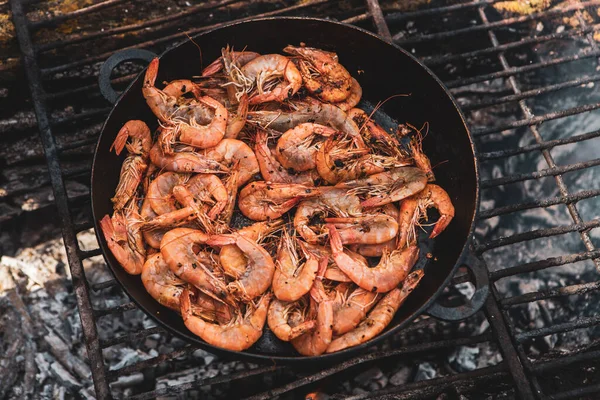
[0,13,15,46]
[493,0,551,15]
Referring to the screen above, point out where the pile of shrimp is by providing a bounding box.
[100,45,455,355]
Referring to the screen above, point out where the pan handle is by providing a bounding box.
[426,248,489,321]
[98,49,158,105]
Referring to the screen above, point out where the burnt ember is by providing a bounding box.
[3,0,600,399]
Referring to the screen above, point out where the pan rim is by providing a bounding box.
[91,16,480,363]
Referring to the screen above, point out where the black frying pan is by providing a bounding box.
[92,17,487,364]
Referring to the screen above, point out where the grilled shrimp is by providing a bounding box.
[272,229,319,302]
[224,93,248,139]
[254,129,319,185]
[212,168,240,233]
[110,120,152,210]
[99,201,145,275]
[316,133,408,185]
[202,139,259,186]
[207,233,275,301]
[337,167,428,208]
[219,220,284,279]
[326,270,424,353]
[332,78,362,111]
[409,131,435,182]
[275,123,337,172]
[160,228,234,305]
[176,95,228,149]
[240,54,302,104]
[332,285,380,335]
[180,174,228,220]
[143,58,207,123]
[324,214,398,245]
[294,187,362,244]
[301,242,356,282]
[141,253,186,311]
[284,45,352,103]
[290,261,333,356]
[181,289,271,351]
[149,141,227,174]
[238,181,321,221]
[351,204,399,257]
[267,298,316,341]
[140,196,168,249]
[248,103,365,148]
[201,49,260,77]
[347,108,405,159]
[147,172,188,215]
[328,224,419,293]
[398,184,455,247]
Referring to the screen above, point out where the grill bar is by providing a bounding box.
[365,0,391,41]
[491,250,600,282]
[423,24,599,66]
[38,0,333,77]
[105,347,195,380]
[244,333,494,400]
[35,0,244,53]
[479,189,600,219]
[502,280,600,307]
[130,366,281,400]
[478,129,600,161]
[9,0,111,398]
[395,1,600,45]
[30,0,128,29]
[515,315,600,341]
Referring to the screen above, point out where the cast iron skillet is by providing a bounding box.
[92,17,487,364]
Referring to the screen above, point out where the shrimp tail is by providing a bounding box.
[431,215,452,239]
[327,224,343,254]
[144,58,159,88]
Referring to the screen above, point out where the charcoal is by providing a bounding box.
[389,366,412,386]
[414,362,437,382]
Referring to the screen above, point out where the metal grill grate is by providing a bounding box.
[9,0,600,398]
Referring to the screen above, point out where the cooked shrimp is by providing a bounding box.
[254,129,318,185]
[284,45,352,103]
[272,229,319,302]
[140,196,167,249]
[219,220,284,279]
[99,201,145,275]
[240,54,302,104]
[347,108,405,159]
[207,233,275,301]
[326,270,424,353]
[213,168,240,233]
[398,184,455,247]
[176,95,228,149]
[327,224,419,293]
[147,172,188,215]
[332,286,379,335]
[110,120,152,210]
[181,289,271,351]
[201,49,260,77]
[143,58,207,123]
[202,139,259,186]
[290,262,333,356]
[351,204,399,257]
[181,174,228,220]
[275,123,337,172]
[141,253,186,311]
[333,78,362,111]
[224,93,248,139]
[149,142,227,174]
[324,214,398,245]
[267,298,316,341]
[160,228,234,305]
[162,79,202,99]
[238,181,321,221]
[294,187,362,244]
[248,103,365,148]
[409,132,435,182]
[337,167,428,208]
[301,242,356,282]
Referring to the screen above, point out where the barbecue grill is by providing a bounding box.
[5,0,600,398]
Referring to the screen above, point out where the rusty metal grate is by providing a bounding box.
[9,0,600,398]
